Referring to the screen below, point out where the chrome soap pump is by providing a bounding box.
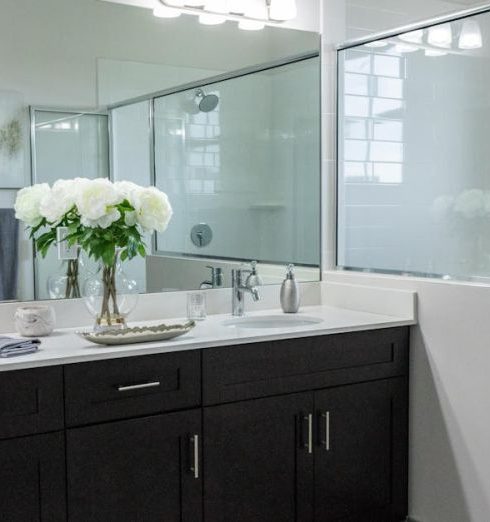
[280,264,300,314]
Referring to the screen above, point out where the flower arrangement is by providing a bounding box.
[15,178,172,328]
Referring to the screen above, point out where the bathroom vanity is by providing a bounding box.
[0,309,410,522]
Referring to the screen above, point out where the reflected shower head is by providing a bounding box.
[195,88,219,112]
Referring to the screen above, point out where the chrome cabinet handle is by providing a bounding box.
[321,412,331,451]
[303,413,313,454]
[117,381,161,392]
[190,435,199,479]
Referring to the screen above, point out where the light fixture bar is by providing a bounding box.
[159,0,285,25]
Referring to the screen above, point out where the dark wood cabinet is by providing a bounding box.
[314,378,408,521]
[204,393,314,522]
[66,409,202,522]
[0,432,66,522]
[0,327,409,522]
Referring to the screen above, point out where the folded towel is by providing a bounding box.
[0,336,40,358]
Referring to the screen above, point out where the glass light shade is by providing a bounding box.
[204,0,229,13]
[228,0,246,14]
[425,49,447,57]
[398,29,424,44]
[153,5,181,17]
[269,0,297,21]
[165,0,185,5]
[459,20,483,50]
[428,23,453,48]
[394,43,419,53]
[239,19,265,30]
[364,40,389,48]
[199,13,226,24]
[185,0,206,5]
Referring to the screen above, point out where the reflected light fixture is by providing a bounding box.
[398,29,424,44]
[364,40,389,48]
[155,0,297,29]
[425,49,447,57]
[428,23,453,48]
[459,20,483,50]
[394,43,419,53]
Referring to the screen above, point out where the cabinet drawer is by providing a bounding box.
[65,351,201,426]
[0,366,64,439]
[203,327,409,404]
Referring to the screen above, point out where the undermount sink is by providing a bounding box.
[223,315,323,329]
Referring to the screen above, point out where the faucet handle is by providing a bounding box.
[246,261,263,287]
[206,266,223,286]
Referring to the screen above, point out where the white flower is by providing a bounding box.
[39,178,80,224]
[454,189,485,219]
[115,181,139,200]
[131,186,173,232]
[14,183,51,226]
[76,178,123,229]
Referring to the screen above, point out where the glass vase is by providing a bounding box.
[83,252,139,332]
[48,250,85,300]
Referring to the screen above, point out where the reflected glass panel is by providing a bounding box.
[338,10,490,280]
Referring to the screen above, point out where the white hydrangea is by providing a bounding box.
[76,178,123,229]
[14,183,51,226]
[130,186,173,233]
[39,178,80,224]
[453,189,485,219]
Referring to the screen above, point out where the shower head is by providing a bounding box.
[195,88,219,112]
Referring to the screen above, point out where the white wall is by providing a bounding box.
[322,1,490,521]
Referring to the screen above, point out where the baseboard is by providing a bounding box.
[407,517,423,522]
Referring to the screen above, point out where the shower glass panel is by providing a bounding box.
[32,110,109,299]
[337,9,490,281]
[153,56,320,267]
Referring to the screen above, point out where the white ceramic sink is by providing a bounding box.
[223,315,323,329]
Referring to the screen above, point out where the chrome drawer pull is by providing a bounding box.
[117,381,161,392]
[305,413,313,454]
[321,411,331,451]
[191,435,199,479]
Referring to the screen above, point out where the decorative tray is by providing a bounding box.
[77,321,196,346]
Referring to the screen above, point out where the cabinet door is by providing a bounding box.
[0,432,66,522]
[204,393,314,522]
[67,409,202,522]
[314,379,408,521]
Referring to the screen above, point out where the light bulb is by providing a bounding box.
[153,5,181,17]
[199,13,226,24]
[459,20,483,50]
[165,0,185,6]
[398,29,424,44]
[428,23,453,48]
[425,49,447,57]
[269,0,297,21]
[364,40,388,48]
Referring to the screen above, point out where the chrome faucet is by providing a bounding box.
[232,263,262,316]
[200,266,224,290]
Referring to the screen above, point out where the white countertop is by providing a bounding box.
[0,305,415,372]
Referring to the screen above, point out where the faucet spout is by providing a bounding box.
[232,266,262,316]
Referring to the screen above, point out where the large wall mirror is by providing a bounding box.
[0,0,321,302]
[337,7,490,282]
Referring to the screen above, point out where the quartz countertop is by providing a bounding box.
[0,304,415,372]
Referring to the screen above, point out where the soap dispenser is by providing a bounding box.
[280,264,300,313]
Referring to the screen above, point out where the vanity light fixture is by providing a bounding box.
[156,0,297,29]
[425,49,447,57]
[459,20,483,50]
[394,43,419,53]
[398,29,424,44]
[428,23,453,48]
[364,40,389,48]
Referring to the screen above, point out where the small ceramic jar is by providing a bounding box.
[14,306,56,337]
